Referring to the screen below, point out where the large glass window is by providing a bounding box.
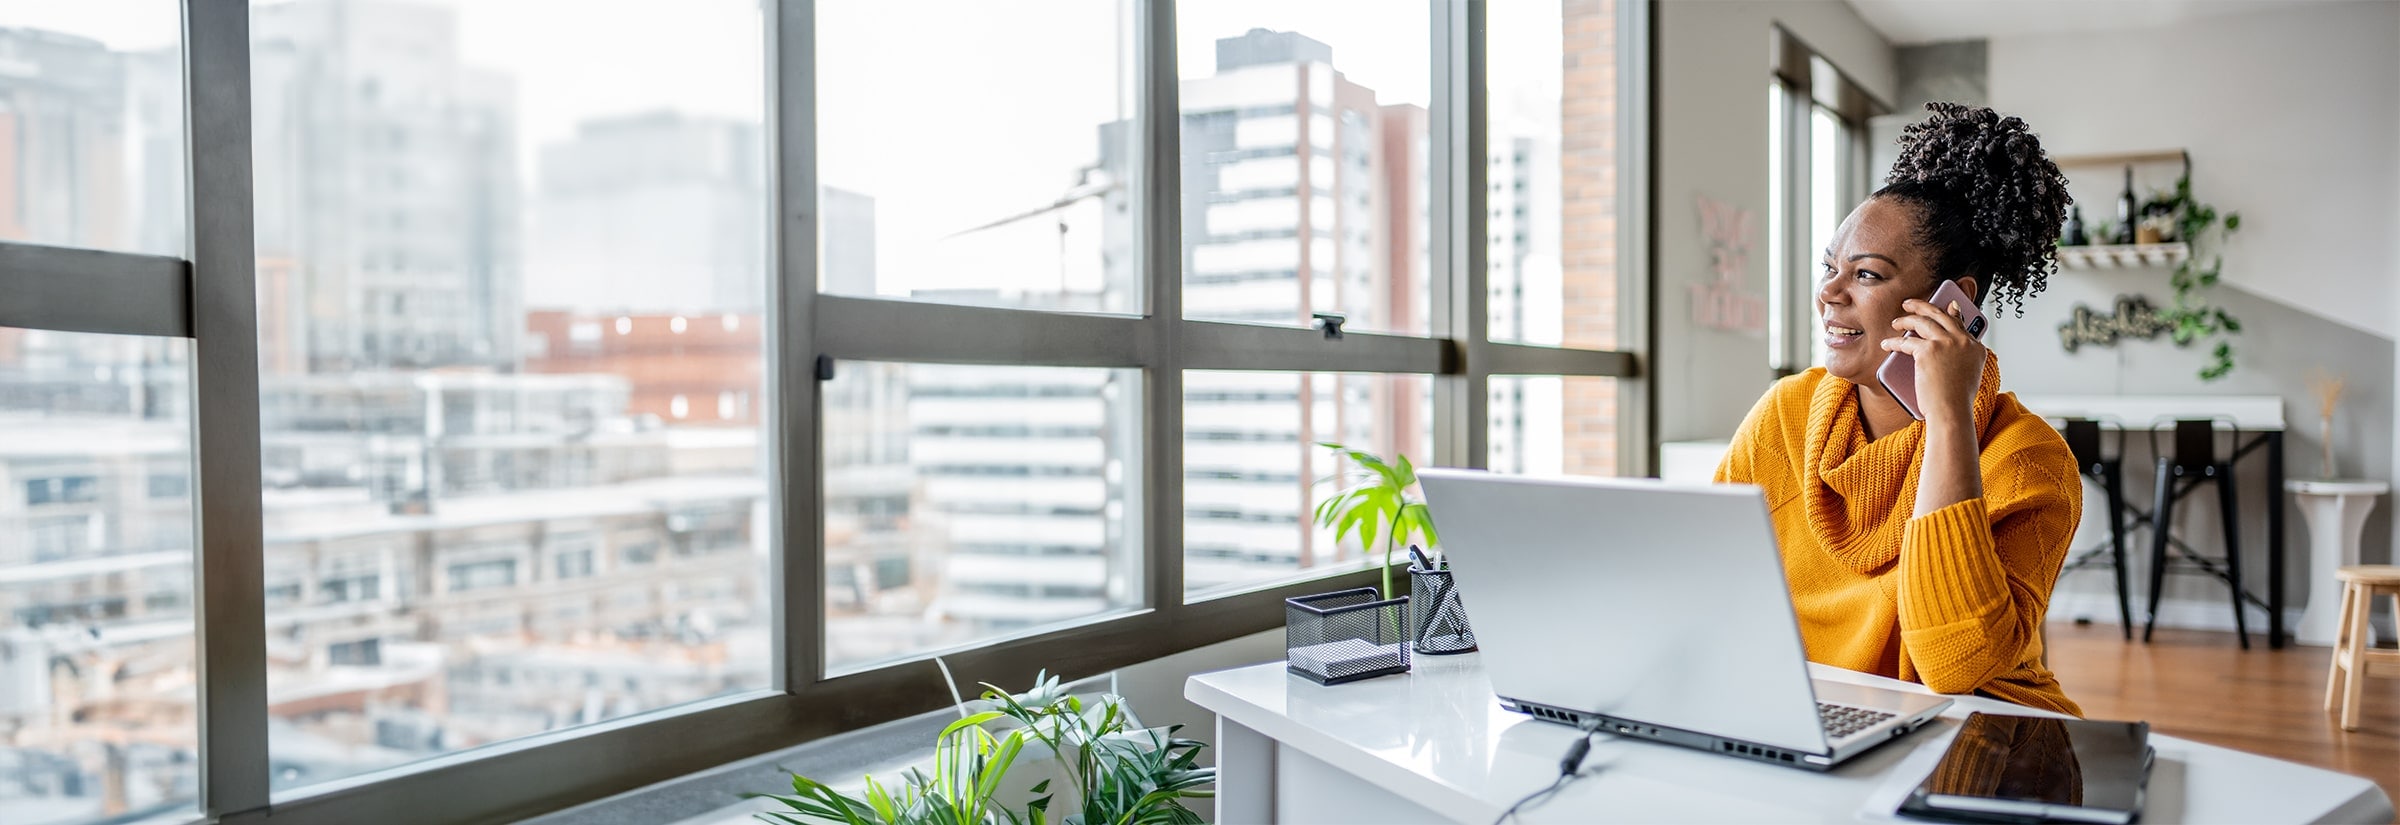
[1487,375,1619,477]
[248,0,771,790]
[823,362,1143,672]
[0,2,184,257]
[1176,2,1432,335]
[0,1,1646,820]
[1487,0,1618,353]
[814,0,1138,314]
[1183,371,1430,598]
[0,328,196,825]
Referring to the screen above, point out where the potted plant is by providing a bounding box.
[1308,443,1472,655]
[755,672,1214,825]
[1309,442,1439,601]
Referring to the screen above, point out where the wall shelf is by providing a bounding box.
[2058,242,2189,270]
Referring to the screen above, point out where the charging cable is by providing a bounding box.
[1492,716,1604,825]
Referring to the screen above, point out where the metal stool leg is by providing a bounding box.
[2106,462,2133,639]
[2217,464,2248,650]
[2145,459,2176,643]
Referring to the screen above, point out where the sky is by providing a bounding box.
[3,0,1574,297]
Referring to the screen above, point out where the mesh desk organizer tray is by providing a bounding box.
[1285,587,1411,685]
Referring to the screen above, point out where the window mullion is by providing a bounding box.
[770,0,826,694]
[1430,0,1488,469]
[183,0,271,817]
[0,243,192,337]
[1140,0,1185,611]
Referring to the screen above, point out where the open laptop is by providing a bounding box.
[1416,469,1952,771]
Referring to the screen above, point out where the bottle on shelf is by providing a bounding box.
[2061,204,2087,247]
[2114,165,2137,245]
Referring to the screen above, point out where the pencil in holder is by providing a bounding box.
[1408,564,1477,655]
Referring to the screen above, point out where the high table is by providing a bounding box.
[1188,655,2391,823]
[2018,395,2289,648]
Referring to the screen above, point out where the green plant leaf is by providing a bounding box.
[1398,502,1438,549]
[2224,212,2240,231]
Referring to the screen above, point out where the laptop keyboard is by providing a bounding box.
[1817,703,1895,739]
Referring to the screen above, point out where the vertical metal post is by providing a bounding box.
[1141,0,1185,610]
[183,0,270,816]
[1619,0,1656,478]
[1431,0,1490,470]
[768,0,826,691]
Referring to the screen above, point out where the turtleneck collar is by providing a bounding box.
[1798,355,2004,573]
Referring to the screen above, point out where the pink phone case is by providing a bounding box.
[1876,280,1988,421]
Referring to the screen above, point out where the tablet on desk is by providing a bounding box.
[1898,712,2153,825]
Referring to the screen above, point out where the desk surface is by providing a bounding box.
[1187,656,2390,824]
[2018,394,2286,431]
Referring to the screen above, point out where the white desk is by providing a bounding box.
[1187,655,2392,824]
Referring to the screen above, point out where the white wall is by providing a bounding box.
[1656,1,1896,442]
[1987,1,2400,340]
[1982,1,2400,626]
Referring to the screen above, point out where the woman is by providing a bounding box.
[1715,103,2083,716]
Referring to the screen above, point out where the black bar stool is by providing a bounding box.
[2143,417,2250,648]
[2057,417,2135,639]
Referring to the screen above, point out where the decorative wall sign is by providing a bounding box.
[1691,194,1766,334]
[2058,294,2174,353]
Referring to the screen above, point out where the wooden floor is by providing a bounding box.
[2047,619,2400,812]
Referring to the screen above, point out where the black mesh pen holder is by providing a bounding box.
[1408,564,1477,655]
[1285,588,1411,685]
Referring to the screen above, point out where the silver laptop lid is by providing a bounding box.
[1418,469,1830,754]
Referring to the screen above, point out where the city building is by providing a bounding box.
[527,111,767,315]
[1161,28,1429,592]
[250,0,523,373]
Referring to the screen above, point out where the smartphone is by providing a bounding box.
[1876,279,1988,421]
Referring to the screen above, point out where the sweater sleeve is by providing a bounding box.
[1894,451,2082,695]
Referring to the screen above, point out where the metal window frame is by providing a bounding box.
[1766,25,1885,379]
[0,1,1650,823]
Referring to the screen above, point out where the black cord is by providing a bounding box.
[1492,717,1604,825]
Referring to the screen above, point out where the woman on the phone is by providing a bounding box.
[1715,103,2083,716]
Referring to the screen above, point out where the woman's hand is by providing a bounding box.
[1881,297,1986,426]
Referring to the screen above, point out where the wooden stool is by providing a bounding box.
[2326,565,2400,730]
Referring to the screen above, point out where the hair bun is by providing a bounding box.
[1881,103,2071,316]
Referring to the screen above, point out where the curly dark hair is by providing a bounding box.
[1874,102,2070,317]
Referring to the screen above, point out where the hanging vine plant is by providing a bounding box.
[2151,174,2243,380]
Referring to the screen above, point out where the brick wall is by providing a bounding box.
[1562,0,1620,475]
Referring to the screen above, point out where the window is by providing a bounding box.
[0,2,1645,822]
[250,0,772,791]
[1177,2,1432,335]
[0,2,184,256]
[823,362,1143,671]
[1185,371,1431,596]
[0,329,198,824]
[1767,32,1881,375]
[815,0,1137,313]
[1488,376,1621,476]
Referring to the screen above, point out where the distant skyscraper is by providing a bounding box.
[251,0,522,372]
[0,28,144,252]
[528,111,766,314]
[1109,28,1430,591]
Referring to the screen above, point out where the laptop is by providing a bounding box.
[1416,469,1953,771]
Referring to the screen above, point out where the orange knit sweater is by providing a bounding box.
[1715,359,2083,716]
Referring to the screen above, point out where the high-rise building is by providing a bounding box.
[528,112,766,315]
[251,0,522,372]
[1159,28,1428,592]
[0,27,178,254]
